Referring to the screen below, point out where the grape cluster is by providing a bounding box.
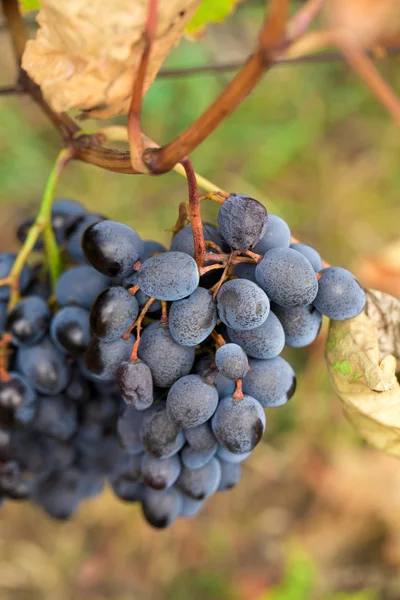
[0,193,366,528]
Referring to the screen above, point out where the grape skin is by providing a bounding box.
[117,359,153,411]
[227,311,285,359]
[66,213,104,262]
[184,421,217,452]
[253,214,291,254]
[181,444,217,470]
[218,460,241,491]
[33,468,82,520]
[242,357,296,408]
[32,395,77,441]
[176,458,221,500]
[0,253,31,301]
[17,337,70,396]
[123,272,162,313]
[142,487,183,529]
[140,403,185,459]
[272,303,322,347]
[169,287,217,347]
[5,295,50,347]
[180,496,204,517]
[217,279,270,331]
[56,265,110,310]
[50,306,91,356]
[256,248,318,307]
[215,343,249,380]
[218,194,268,250]
[290,243,322,272]
[117,408,145,454]
[141,453,181,490]
[84,335,135,381]
[212,395,266,454]
[166,374,219,428]
[90,286,139,342]
[136,251,200,301]
[143,240,167,260]
[138,321,195,388]
[216,446,251,464]
[313,266,366,320]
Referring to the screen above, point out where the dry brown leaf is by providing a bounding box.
[326,290,400,458]
[355,239,400,299]
[22,0,202,119]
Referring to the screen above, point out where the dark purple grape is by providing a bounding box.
[313,267,366,320]
[32,395,77,440]
[290,243,322,272]
[218,194,268,250]
[176,458,221,500]
[253,214,291,254]
[82,220,144,278]
[0,371,37,427]
[90,286,139,342]
[242,357,296,408]
[143,240,167,260]
[65,213,104,262]
[166,374,218,428]
[16,337,70,395]
[141,487,183,528]
[169,287,217,346]
[141,403,185,459]
[181,444,217,469]
[217,279,270,331]
[56,265,110,309]
[271,303,322,347]
[215,343,249,380]
[226,311,285,359]
[184,421,217,452]
[218,460,241,491]
[0,253,31,301]
[117,359,153,410]
[117,408,145,454]
[50,306,91,356]
[5,295,50,347]
[212,395,266,454]
[135,251,199,301]
[33,468,82,520]
[84,335,135,380]
[141,453,181,490]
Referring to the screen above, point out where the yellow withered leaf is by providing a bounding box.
[326,290,400,458]
[22,0,202,119]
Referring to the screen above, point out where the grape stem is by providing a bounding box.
[211,330,226,348]
[0,333,12,382]
[233,379,244,401]
[0,147,74,309]
[130,296,156,361]
[161,300,168,325]
[180,157,205,267]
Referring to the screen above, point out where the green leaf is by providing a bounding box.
[19,0,41,11]
[326,290,400,459]
[186,0,242,36]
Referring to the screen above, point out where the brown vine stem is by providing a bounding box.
[127,0,158,172]
[211,330,226,348]
[180,157,206,267]
[130,296,156,361]
[233,379,244,400]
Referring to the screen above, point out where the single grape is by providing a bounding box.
[143,240,167,260]
[212,395,266,454]
[272,303,322,347]
[256,248,318,307]
[110,476,144,502]
[176,458,221,500]
[227,311,285,359]
[141,403,185,459]
[180,496,204,517]
[90,286,139,341]
[216,446,251,463]
[84,334,135,380]
[17,337,70,395]
[141,453,181,490]
[117,408,145,454]
[33,468,82,520]
[290,243,322,272]
[253,214,291,254]
[0,253,31,301]
[218,460,241,491]
[215,343,249,380]
[0,372,37,427]
[117,359,153,410]
[5,295,50,347]
[112,451,143,481]
[217,279,270,331]
[0,461,31,500]
[181,444,217,469]
[65,367,92,404]
[82,220,144,278]
[195,355,236,399]
[138,321,195,388]
[50,307,91,357]
[135,251,199,301]
[233,262,257,283]
[169,287,217,347]
[141,487,183,529]
[123,271,162,313]
[170,223,224,257]
[313,266,366,320]
[243,357,296,407]
[218,194,268,250]
[184,421,217,452]
[65,213,104,262]
[167,374,218,428]
[32,395,77,440]
[56,265,110,309]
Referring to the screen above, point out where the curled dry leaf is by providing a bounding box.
[22,0,202,119]
[326,289,400,458]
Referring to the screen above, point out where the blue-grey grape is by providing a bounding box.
[140,403,185,459]
[227,310,285,359]
[66,213,104,262]
[117,359,153,410]
[141,487,183,528]
[215,343,249,380]
[233,262,257,283]
[218,460,241,491]
[32,395,77,440]
[256,248,318,307]
[181,444,217,469]
[253,214,291,254]
[217,279,270,331]
[0,253,31,301]
[141,453,181,490]
[272,303,322,347]
[123,271,162,313]
[176,457,221,500]
[170,223,224,257]
[138,321,195,387]
[290,243,322,272]
[218,194,268,250]
[216,446,251,463]
[117,408,145,454]
[180,496,204,517]
[17,337,70,395]
[242,357,296,407]
[5,295,50,347]
[184,421,217,452]
[84,335,135,380]
[212,395,266,453]
[143,240,167,260]
[33,468,82,520]
[166,374,218,428]
[56,265,110,309]
[169,287,217,346]
[313,266,366,320]
[50,306,91,356]
[135,251,199,301]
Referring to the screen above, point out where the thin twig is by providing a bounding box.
[128,0,158,172]
[131,297,156,361]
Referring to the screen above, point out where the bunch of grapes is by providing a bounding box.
[0,194,366,528]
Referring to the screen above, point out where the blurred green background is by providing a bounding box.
[1,1,400,599]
